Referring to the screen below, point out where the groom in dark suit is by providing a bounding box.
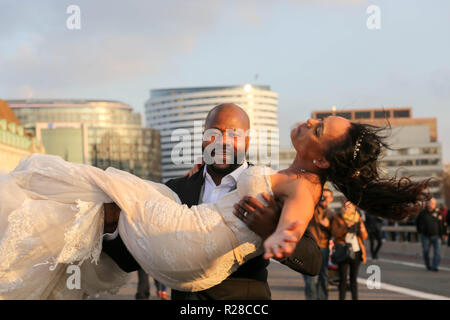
[102,103,322,300]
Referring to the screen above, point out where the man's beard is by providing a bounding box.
[202,144,245,175]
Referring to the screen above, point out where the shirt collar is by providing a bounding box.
[203,160,248,186]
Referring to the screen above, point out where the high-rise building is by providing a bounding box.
[9,99,161,182]
[279,146,296,171]
[0,99,45,172]
[312,107,444,208]
[145,85,279,181]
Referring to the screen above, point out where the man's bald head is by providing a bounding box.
[205,103,250,131]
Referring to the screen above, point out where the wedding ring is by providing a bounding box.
[243,211,248,217]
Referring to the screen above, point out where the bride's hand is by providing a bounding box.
[263,221,301,260]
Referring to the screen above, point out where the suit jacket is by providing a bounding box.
[102,166,322,299]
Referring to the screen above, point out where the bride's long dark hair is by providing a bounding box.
[324,122,431,220]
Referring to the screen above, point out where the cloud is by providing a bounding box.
[288,0,367,6]
[0,0,371,97]
[0,1,224,93]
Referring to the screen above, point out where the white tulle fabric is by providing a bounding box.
[0,154,275,299]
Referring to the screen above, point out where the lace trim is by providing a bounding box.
[0,200,35,293]
[55,200,104,268]
[0,199,104,295]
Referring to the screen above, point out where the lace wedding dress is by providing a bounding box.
[0,154,276,299]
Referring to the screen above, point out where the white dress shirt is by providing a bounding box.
[200,161,248,204]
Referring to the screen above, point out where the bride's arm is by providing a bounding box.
[263,174,322,260]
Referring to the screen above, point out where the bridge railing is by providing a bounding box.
[381,225,419,242]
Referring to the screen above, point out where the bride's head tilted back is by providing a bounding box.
[290,116,430,221]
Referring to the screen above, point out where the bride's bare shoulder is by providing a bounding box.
[270,171,322,200]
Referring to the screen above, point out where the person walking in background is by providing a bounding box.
[365,214,384,260]
[136,269,169,300]
[440,205,448,225]
[440,205,449,247]
[303,188,334,300]
[331,201,368,300]
[416,198,447,271]
[446,207,450,247]
[154,279,169,300]
[380,218,388,241]
[135,269,150,300]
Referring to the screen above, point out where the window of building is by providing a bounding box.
[430,180,442,188]
[336,112,352,120]
[432,192,442,199]
[374,110,390,119]
[399,160,413,166]
[315,112,332,119]
[393,110,410,118]
[416,159,429,166]
[422,147,438,155]
[385,150,396,156]
[355,111,371,119]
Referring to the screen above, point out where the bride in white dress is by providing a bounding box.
[0,154,272,299]
[0,116,429,299]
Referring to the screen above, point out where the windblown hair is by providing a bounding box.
[324,122,431,221]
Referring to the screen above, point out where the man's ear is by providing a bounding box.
[314,157,330,169]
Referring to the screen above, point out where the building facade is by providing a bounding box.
[278,146,296,171]
[145,85,279,181]
[0,99,45,173]
[8,99,161,182]
[311,107,444,209]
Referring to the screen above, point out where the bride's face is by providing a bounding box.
[290,116,351,165]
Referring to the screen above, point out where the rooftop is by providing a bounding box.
[7,99,132,110]
[311,107,438,141]
[0,99,21,125]
[312,107,413,120]
[150,84,272,98]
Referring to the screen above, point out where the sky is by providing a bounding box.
[1,0,449,160]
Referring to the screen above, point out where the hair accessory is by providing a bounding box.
[352,131,366,160]
[352,170,361,178]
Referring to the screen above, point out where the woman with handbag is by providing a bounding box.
[331,201,368,300]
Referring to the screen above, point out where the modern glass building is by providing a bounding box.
[9,99,161,182]
[145,85,279,181]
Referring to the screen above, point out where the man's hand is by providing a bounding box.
[103,202,121,234]
[183,157,204,178]
[233,193,282,240]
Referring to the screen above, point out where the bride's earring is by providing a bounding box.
[313,160,317,165]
